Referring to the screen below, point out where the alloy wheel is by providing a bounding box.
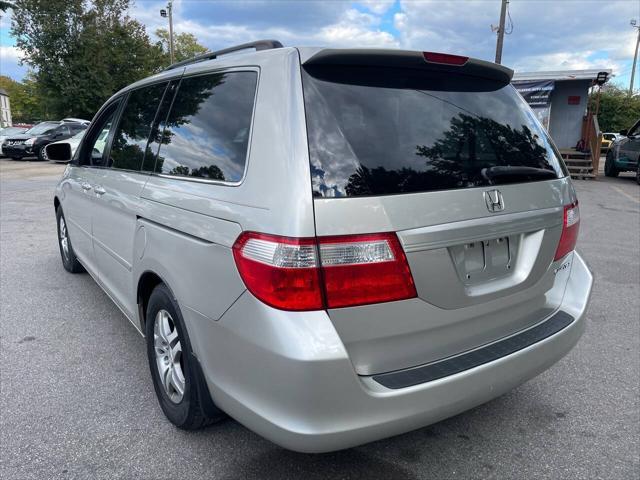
[59,216,70,261]
[153,309,185,403]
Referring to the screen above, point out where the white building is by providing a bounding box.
[512,69,611,150]
[0,88,12,128]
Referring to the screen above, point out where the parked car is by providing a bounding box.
[44,129,87,162]
[0,126,28,157]
[602,132,620,151]
[2,121,87,160]
[49,42,593,453]
[605,121,640,183]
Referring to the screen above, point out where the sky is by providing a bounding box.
[0,0,639,89]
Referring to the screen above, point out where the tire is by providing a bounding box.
[604,151,619,177]
[145,283,225,429]
[38,145,48,161]
[11,156,21,161]
[56,206,85,273]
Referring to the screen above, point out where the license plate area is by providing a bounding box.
[450,235,516,285]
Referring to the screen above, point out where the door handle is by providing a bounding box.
[94,185,106,196]
[81,182,92,191]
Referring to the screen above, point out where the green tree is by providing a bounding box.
[155,28,208,65]
[591,84,640,133]
[0,74,47,122]
[10,0,164,120]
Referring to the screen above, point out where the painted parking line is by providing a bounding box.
[610,185,640,204]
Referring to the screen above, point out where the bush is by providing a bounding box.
[591,85,640,133]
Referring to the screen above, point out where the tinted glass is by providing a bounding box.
[302,66,565,198]
[143,80,179,172]
[54,125,71,136]
[26,122,58,135]
[155,71,257,182]
[83,102,120,167]
[109,82,168,171]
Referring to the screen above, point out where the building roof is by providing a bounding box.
[513,69,612,82]
[0,88,8,96]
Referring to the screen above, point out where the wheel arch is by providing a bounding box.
[137,270,173,332]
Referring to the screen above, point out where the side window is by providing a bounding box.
[156,71,257,182]
[109,82,168,171]
[81,102,120,167]
[143,80,179,172]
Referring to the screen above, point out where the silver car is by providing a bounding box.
[50,42,593,453]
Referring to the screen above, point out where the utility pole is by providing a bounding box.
[160,1,175,64]
[629,19,640,96]
[494,0,508,64]
[168,1,175,64]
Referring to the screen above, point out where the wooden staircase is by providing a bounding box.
[560,150,596,179]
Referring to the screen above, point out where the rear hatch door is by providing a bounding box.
[301,50,576,375]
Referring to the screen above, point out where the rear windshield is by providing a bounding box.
[302,65,566,198]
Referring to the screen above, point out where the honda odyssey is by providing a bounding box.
[50,41,593,452]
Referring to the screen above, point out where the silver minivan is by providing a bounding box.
[51,42,593,453]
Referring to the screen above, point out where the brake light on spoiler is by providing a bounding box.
[423,51,469,66]
[233,232,417,311]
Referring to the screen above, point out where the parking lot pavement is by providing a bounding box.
[1,158,638,480]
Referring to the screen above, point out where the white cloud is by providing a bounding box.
[357,0,396,15]
[394,0,636,80]
[317,9,397,47]
[0,45,22,62]
[168,8,397,50]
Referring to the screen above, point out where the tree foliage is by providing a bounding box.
[10,0,164,120]
[0,74,47,122]
[591,85,640,134]
[155,28,208,65]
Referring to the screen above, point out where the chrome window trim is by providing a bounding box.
[148,66,261,188]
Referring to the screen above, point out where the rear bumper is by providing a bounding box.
[188,251,592,453]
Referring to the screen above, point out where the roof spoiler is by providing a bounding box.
[303,49,513,84]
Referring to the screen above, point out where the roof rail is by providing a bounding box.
[164,39,284,71]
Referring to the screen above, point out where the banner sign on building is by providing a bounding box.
[512,80,555,107]
[512,80,555,130]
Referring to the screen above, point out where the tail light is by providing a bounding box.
[423,51,469,66]
[554,202,580,261]
[233,231,417,311]
[232,232,323,311]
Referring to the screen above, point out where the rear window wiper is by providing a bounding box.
[481,166,557,184]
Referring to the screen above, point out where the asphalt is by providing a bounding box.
[1,158,638,480]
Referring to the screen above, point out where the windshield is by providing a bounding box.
[302,65,566,198]
[25,122,59,135]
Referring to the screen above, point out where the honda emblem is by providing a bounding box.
[484,189,504,213]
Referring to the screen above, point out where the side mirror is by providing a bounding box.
[619,129,628,136]
[45,142,72,162]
